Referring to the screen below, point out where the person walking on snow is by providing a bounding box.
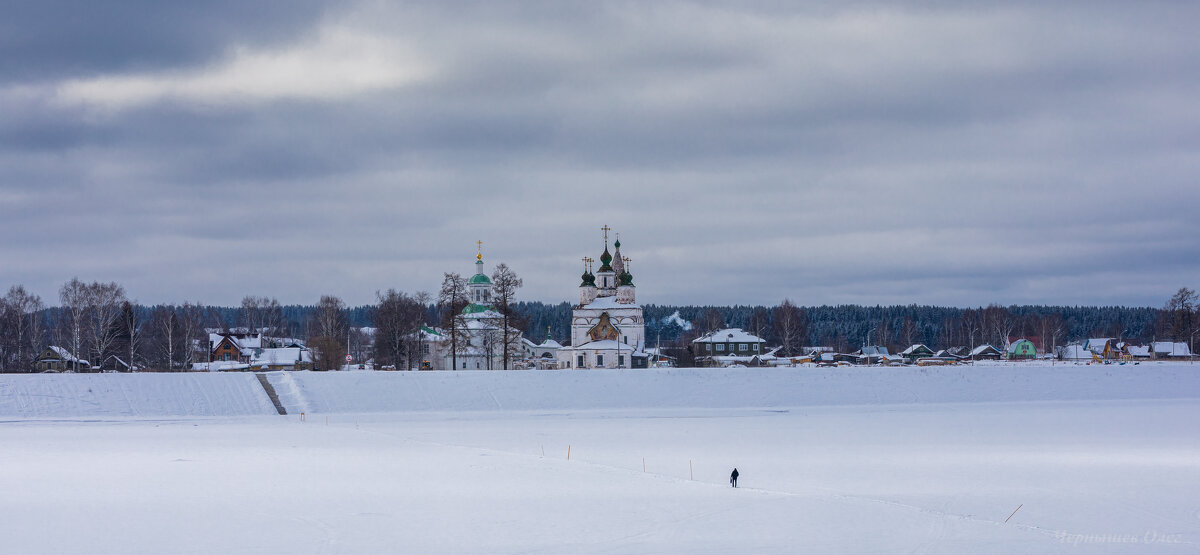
[730,468,739,488]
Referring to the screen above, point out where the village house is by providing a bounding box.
[32,346,90,372]
[969,344,1003,361]
[901,344,935,363]
[693,328,768,366]
[1084,338,1121,359]
[1151,342,1193,359]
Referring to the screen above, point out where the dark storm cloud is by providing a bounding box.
[1,1,1199,307]
[0,0,330,84]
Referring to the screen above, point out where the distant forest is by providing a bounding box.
[10,300,1178,350]
[3,278,1196,372]
[514,302,1164,350]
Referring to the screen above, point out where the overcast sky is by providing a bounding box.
[2,1,1198,308]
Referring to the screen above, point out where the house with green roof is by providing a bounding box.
[1006,339,1037,360]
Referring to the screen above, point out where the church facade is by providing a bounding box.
[556,229,650,369]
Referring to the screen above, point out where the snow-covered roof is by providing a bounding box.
[861,346,889,356]
[539,338,563,349]
[934,350,964,359]
[580,296,640,310]
[970,344,1001,356]
[692,328,766,344]
[1151,342,1192,357]
[564,340,648,356]
[901,344,932,355]
[48,346,87,364]
[209,333,263,351]
[1006,339,1034,353]
[192,361,250,372]
[1126,345,1151,357]
[1084,338,1112,353]
[249,348,311,365]
[1060,345,1092,360]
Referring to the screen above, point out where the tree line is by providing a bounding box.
[1,276,1195,372]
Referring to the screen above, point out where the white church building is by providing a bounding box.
[556,229,650,369]
[428,248,525,370]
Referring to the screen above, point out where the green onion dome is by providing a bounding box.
[598,247,613,272]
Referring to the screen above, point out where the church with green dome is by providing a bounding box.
[556,226,649,369]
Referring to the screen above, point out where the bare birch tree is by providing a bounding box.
[148,306,178,371]
[119,300,140,371]
[437,273,469,371]
[85,281,127,370]
[59,278,89,371]
[772,299,807,356]
[490,263,523,370]
[2,286,43,371]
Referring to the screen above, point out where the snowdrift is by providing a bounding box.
[2,363,1197,419]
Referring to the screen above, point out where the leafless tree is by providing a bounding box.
[144,303,203,371]
[981,304,1015,349]
[747,307,771,346]
[960,308,982,351]
[85,281,127,370]
[240,296,264,333]
[1045,312,1066,354]
[118,300,140,371]
[700,308,725,333]
[938,315,959,350]
[239,296,284,336]
[147,306,179,371]
[374,289,424,369]
[900,316,919,347]
[59,278,89,371]
[179,303,205,369]
[438,273,469,371]
[262,298,283,338]
[309,295,347,370]
[490,263,523,370]
[2,286,44,371]
[772,299,807,357]
[1161,287,1197,342]
[412,291,431,368]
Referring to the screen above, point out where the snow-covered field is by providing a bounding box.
[2,364,1198,553]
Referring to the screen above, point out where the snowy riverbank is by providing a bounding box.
[2,362,1198,419]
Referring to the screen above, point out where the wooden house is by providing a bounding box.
[901,344,935,362]
[968,344,1002,360]
[33,346,90,372]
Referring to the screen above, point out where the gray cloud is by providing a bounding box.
[2,1,1198,308]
